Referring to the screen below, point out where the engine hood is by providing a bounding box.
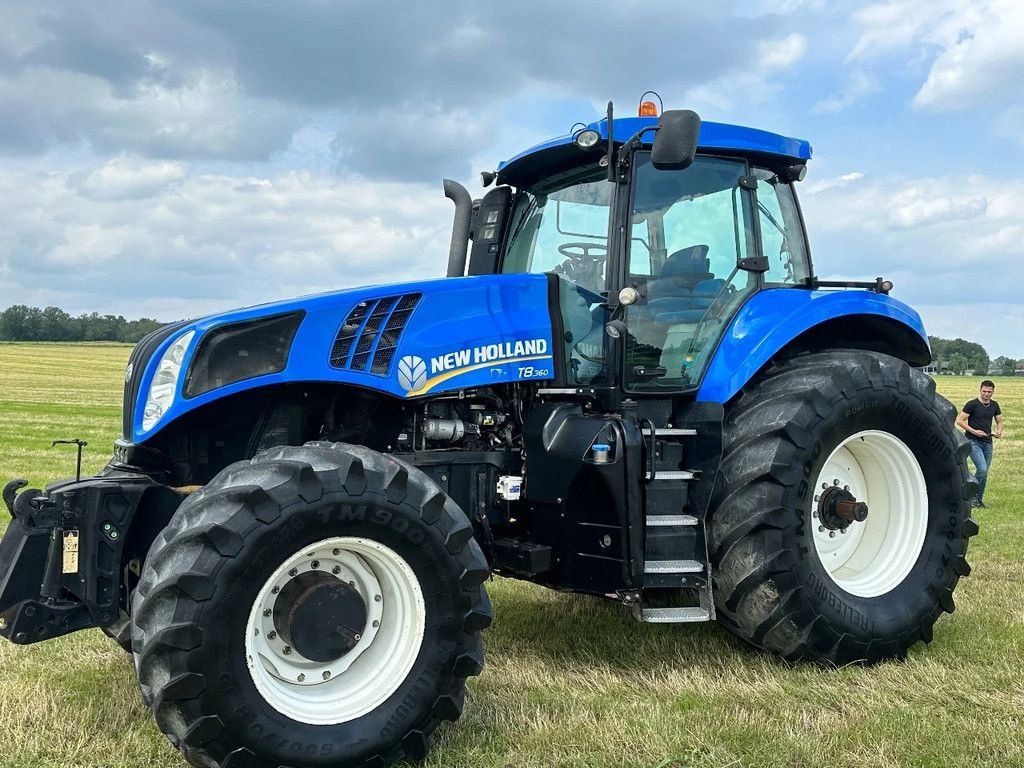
[127,274,555,442]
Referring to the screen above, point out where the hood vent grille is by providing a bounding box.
[330,292,422,375]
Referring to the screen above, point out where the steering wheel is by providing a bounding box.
[558,242,608,263]
[553,242,608,286]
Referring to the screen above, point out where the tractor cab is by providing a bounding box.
[450,105,813,396]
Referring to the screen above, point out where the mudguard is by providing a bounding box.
[131,274,555,442]
[696,288,929,404]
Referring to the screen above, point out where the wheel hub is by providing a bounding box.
[816,485,869,531]
[253,545,385,687]
[273,572,367,663]
[810,430,929,598]
[245,537,426,726]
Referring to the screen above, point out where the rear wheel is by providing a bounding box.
[131,442,491,768]
[709,350,978,664]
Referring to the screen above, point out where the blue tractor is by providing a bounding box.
[0,103,976,768]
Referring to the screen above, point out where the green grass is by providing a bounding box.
[1,343,1022,768]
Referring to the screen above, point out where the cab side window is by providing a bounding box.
[754,170,810,284]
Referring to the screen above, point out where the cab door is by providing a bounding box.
[621,153,759,392]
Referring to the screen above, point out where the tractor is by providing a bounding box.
[0,101,976,768]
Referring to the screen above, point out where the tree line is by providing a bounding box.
[0,305,167,344]
[928,336,1018,376]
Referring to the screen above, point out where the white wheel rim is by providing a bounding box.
[811,430,928,598]
[244,536,425,725]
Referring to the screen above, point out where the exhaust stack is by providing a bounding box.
[443,179,472,277]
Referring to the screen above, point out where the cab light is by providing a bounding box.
[639,100,658,117]
[575,129,601,149]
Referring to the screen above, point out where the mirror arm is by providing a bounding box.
[614,126,660,182]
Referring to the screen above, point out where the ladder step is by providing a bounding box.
[651,470,696,481]
[646,514,698,527]
[655,428,697,437]
[636,606,711,623]
[645,559,704,574]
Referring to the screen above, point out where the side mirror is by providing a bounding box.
[651,110,701,171]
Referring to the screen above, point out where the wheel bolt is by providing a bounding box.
[814,495,820,502]
[829,531,836,538]
[332,566,341,574]
[268,630,277,639]
[353,633,361,641]
[374,594,382,602]
[263,609,271,617]
[833,478,840,486]
[818,525,825,533]
[283,646,292,655]
[821,483,828,489]
[372,620,380,628]
[298,674,305,682]
[323,671,331,680]
[289,568,298,577]
[812,511,818,518]
[333,548,341,555]
[843,485,850,492]
[311,560,320,569]
[272,586,280,594]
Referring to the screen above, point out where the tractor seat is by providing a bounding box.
[644,245,720,322]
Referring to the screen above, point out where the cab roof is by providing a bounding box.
[496,115,811,189]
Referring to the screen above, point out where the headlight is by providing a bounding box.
[142,330,195,431]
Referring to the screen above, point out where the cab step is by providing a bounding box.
[651,470,697,481]
[645,514,698,527]
[644,559,703,574]
[633,605,711,623]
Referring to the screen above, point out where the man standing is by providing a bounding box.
[956,380,1003,508]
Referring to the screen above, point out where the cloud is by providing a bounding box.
[812,71,877,113]
[71,156,185,200]
[847,1,1024,115]
[803,171,864,194]
[758,33,808,70]
[913,1,1024,111]
[0,65,301,160]
[800,174,1022,318]
[886,187,987,229]
[0,1,805,175]
[848,1,951,59]
[0,160,454,319]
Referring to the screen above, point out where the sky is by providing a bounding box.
[1,0,1023,357]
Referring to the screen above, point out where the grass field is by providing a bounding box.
[1,342,1022,768]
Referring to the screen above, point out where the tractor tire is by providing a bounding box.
[131,442,491,768]
[709,350,977,665]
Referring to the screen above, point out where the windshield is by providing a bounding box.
[501,170,611,295]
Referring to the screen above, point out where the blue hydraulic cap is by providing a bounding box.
[497,116,811,187]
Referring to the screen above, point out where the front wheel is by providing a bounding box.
[709,350,978,665]
[131,442,491,768]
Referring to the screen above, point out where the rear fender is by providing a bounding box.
[697,288,930,404]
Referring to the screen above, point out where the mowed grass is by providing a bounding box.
[0,342,1022,768]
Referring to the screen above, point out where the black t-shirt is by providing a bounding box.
[964,398,1001,442]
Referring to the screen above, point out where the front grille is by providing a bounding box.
[330,293,422,376]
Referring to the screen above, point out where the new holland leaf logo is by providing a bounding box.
[397,356,427,391]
